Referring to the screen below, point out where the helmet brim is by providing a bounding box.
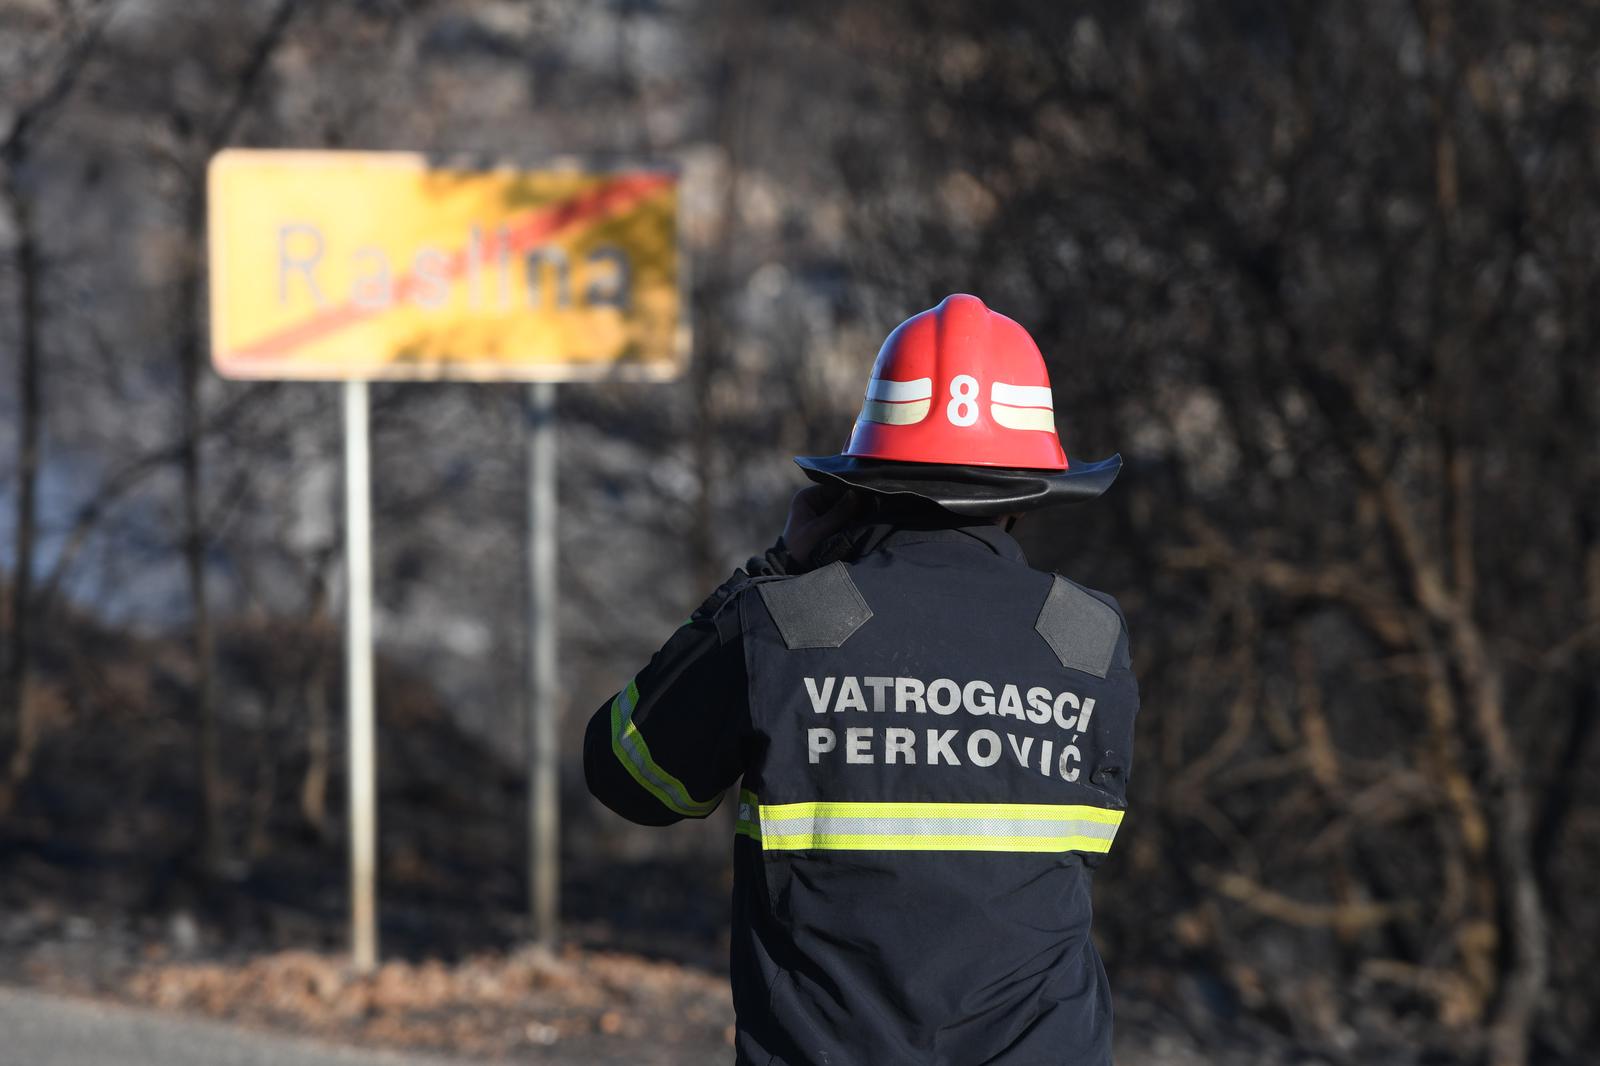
[793,453,1122,516]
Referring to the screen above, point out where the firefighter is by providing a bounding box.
[584,293,1137,1065]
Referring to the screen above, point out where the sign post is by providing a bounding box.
[208,149,684,964]
[343,379,377,972]
[525,381,559,946]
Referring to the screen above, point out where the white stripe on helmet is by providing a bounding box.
[990,382,1053,409]
[865,377,933,403]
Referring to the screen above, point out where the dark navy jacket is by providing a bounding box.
[584,520,1139,1065]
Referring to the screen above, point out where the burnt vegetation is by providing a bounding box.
[0,2,1595,1064]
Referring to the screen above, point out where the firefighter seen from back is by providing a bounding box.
[584,293,1137,1066]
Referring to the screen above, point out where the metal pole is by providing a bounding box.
[525,381,560,947]
[344,380,378,973]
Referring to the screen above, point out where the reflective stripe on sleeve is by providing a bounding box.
[609,679,722,818]
[738,798,1123,854]
[735,789,762,841]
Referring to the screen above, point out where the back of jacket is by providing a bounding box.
[730,524,1138,1066]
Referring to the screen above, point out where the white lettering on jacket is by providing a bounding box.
[803,675,1093,734]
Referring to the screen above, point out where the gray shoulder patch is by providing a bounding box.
[1036,575,1122,678]
[756,562,873,650]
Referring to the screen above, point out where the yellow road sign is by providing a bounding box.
[207,150,683,381]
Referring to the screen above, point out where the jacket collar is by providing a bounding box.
[813,519,1028,567]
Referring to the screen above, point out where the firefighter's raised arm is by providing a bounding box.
[582,605,749,826]
[582,488,860,826]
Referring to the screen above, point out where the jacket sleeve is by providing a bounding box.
[582,553,782,826]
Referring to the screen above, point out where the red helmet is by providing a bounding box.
[796,294,1120,515]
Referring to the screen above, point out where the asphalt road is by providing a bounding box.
[0,988,475,1066]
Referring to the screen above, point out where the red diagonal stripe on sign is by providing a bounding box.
[223,172,674,361]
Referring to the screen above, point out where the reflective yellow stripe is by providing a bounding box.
[747,798,1122,853]
[859,398,931,425]
[735,789,762,841]
[609,679,721,818]
[989,404,1057,432]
